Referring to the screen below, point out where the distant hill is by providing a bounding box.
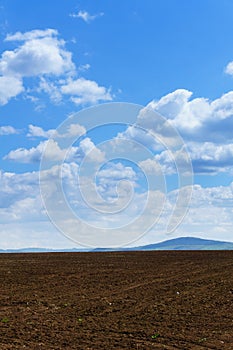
[92,237,233,251]
[1,237,233,253]
[133,237,233,250]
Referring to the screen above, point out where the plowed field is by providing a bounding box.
[0,251,232,349]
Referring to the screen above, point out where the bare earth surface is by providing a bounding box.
[0,251,232,349]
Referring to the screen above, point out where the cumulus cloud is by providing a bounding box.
[188,142,233,174]
[148,89,193,120]
[96,88,233,176]
[27,123,86,139]
[0,29,74,77]
[5,135,105,164]
[0,169,39,210]
[61,77,112,105]
[136,141,233,175]
[116,125,164,153]
[139,158,163,175]
[0,76,24,105]
[0,28,112,105]
[69,10,104,23]
[4,140,66,163]
[171,184,233,242]
[0,125,18,135]
[1,164,233,247]
[0,28,74,105]
[225,61,233,76]
[147,89,233,139]
[5,29,58,42]
[142,89,233,174]
[76,138,105,163]
[27,124,56,138]
[65,123,86,138]
[38,77,62,104]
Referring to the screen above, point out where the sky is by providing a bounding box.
[1,0,233,249]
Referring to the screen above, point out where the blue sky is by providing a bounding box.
[1,0,233,248]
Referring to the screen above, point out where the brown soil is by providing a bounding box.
[0,251,232,349]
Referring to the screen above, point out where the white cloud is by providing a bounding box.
[0,28,112,106]
[0,29,74,105]
[0,29,74,77]
[5,29,58,42]
[69,10,104,23]
[148,89,210,131]
[116,125,163,152]
[38,77,62,103]
[0,168,75,249]
[27,123,86,139]
[211,91,233,120]
[78,63,91,72]
[61,77,112,105]
[140,142,233,175]
[139,158,162,175]
[0,125,18,135]
[77,137,105,163]
[4,140,66,163]
[5,135,104,164]
[148,89,193,120]
[135,183,233,246]
[147,89,233,138]
[98,162,137,181]
[6,196,43,221]
[188,142,233,174]
[27,124,55,138]
[225,61,233,76]
[190,142,233,163]
[173,184,233,241]
[144,89,233,174]
[1,164,233,249]
[0,76,24,105]
[65,123,86,138]
[0,169,39,211]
